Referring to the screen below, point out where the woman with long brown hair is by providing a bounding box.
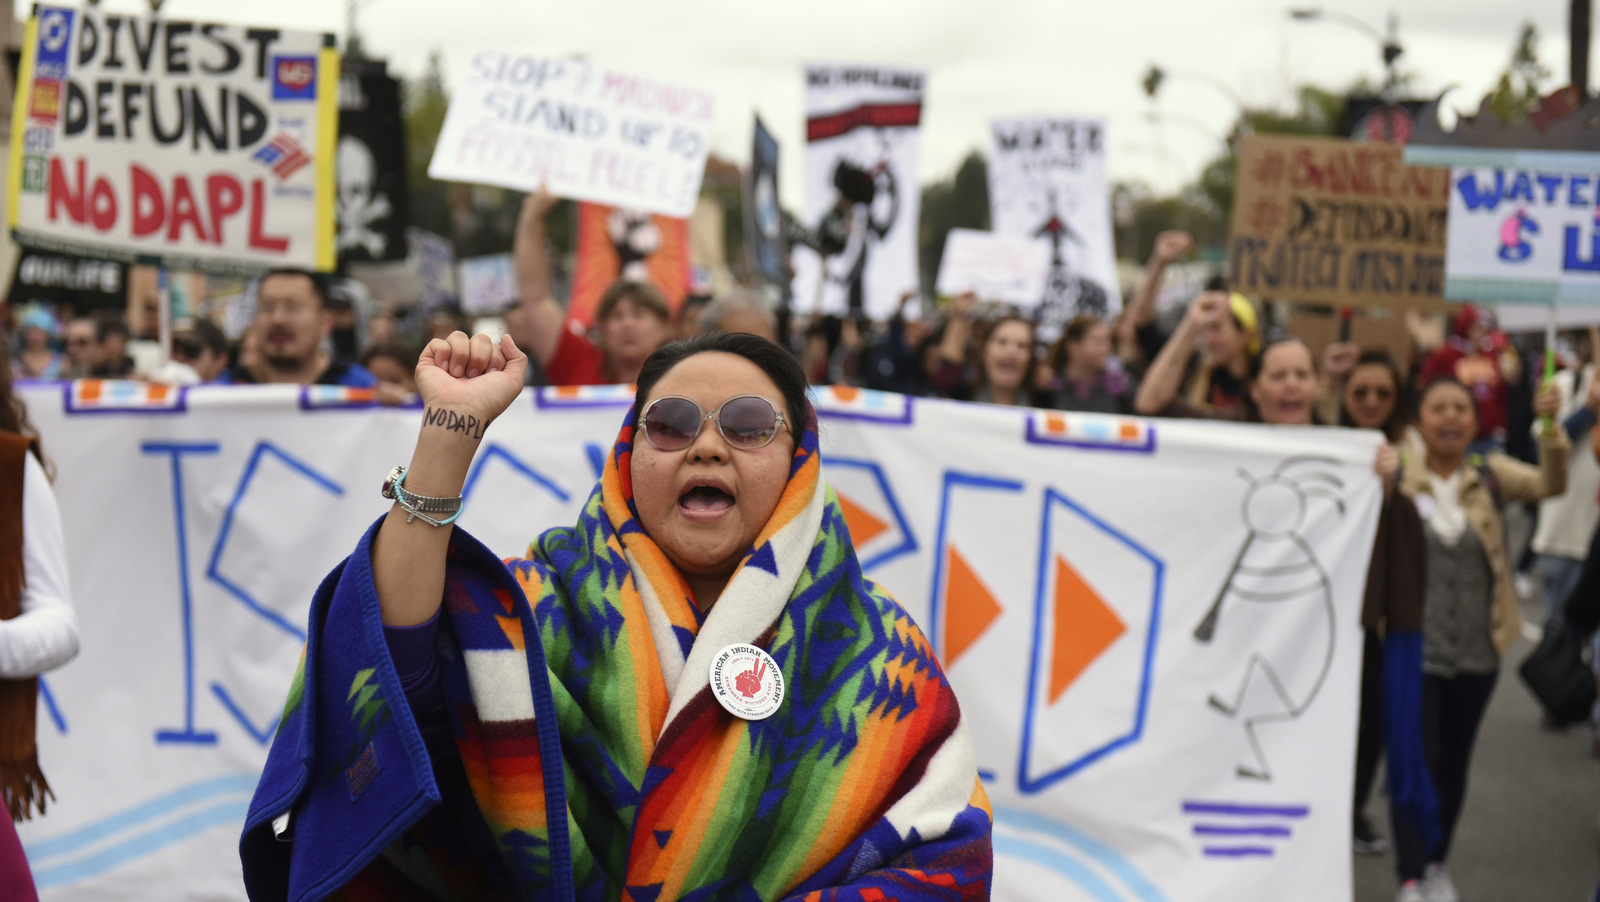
[0,338,79,900]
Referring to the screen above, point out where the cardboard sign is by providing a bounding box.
[1229,134,1450,309]
[7,7,338,273]
[1445,154,1600,303]
[988,117,1122,333]
[427,53,714,218]
[935,228,1050,307]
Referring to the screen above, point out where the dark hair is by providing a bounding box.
[597,280,670,325]
[634,331,811,436]
[1245,337,1320,424]
[1416,376,1479,422]
[95,312,130,344]
[176,319,228,357]
[1049,315,1107,373]
[1337,349,1409,441]
[361,338,420,370]
[0,339,47,472]
[259,268,330,309]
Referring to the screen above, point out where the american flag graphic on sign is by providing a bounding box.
[252,133,311,180]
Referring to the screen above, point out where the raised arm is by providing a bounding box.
[1134,291,1218,415]
[513,189,569,368]
[371,332,528,626]
[1116,230,1191,354]
[1492,382,1569,504]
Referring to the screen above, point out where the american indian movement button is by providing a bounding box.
[709,643,785,720]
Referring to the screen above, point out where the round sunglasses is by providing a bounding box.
[640,395,788,452]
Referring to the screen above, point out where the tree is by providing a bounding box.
[1190,84,1348,230]
[1488,22,1553,122]
[918,152,991,294]
[400,52,572,262]
[401,52,452,241]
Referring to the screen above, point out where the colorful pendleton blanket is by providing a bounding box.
[241,413,993,901]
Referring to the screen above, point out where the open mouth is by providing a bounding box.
[679,485,735,512]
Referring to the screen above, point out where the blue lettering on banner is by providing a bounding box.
[1571,176,1593,208]
[204,442,344,744]
[1564,211,1600,273]
[143,441,221,747]
[1498,209,1538,262]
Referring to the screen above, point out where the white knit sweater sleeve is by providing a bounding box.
[0,453,80,678]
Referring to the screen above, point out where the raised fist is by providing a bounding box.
[415,331,529,430]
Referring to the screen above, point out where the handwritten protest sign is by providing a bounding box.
[935,228,1050,307]
[7,7,337,273]
[428,53,714,218]
[988,117,1121,334]
[1443,152,1600,303]
[1229,134,1449,309]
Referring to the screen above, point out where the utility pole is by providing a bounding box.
[1573,0,1592,96]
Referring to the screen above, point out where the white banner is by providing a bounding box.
[935,228,1051,307]
[790,65,924,320]
[1447,157,1600,304]
[428,52,714,219]
[8,7,338,273]
[17,382,1380,901]
[988,117,1122,338]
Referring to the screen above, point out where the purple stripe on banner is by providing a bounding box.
[1203,846,1274,858]
[1182,801,1309,818]
[1193,824,1291,837]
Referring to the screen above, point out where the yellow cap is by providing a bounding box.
[1228,292,1261,354]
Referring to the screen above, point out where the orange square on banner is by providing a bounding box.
[1119,422,1139,440]
[79,381,102,402]
[147,384,170,402]
[1045,413,1067,434]
[29,82,59,117]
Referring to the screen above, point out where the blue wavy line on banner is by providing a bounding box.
[993,832,1124,901]
[24,772,258,863]
[992,806,1170,902]
[30,799,249,889]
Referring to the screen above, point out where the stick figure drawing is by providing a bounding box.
[1194,456,1346,780]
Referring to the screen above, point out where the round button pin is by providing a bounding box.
[709,643,785,721]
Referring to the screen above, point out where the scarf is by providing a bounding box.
[243,409,992,901]
[0,432,50,822]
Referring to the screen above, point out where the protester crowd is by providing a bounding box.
[5,196,1600,902]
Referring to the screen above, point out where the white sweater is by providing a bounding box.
[0,453,79,678]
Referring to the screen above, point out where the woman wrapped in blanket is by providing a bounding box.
[241,330,993,901]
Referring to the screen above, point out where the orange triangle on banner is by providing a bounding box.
[836,492,890,547]
[1050,555,1126,704]
[944,546,1003,668]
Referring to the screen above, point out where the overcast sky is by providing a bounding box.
[94,0,1580,206]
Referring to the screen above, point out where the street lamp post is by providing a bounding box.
[1289,6,1405,139]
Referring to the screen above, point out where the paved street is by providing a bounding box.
[1353,594,1600,902]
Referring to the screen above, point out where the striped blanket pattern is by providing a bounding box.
[245,412,992,900]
